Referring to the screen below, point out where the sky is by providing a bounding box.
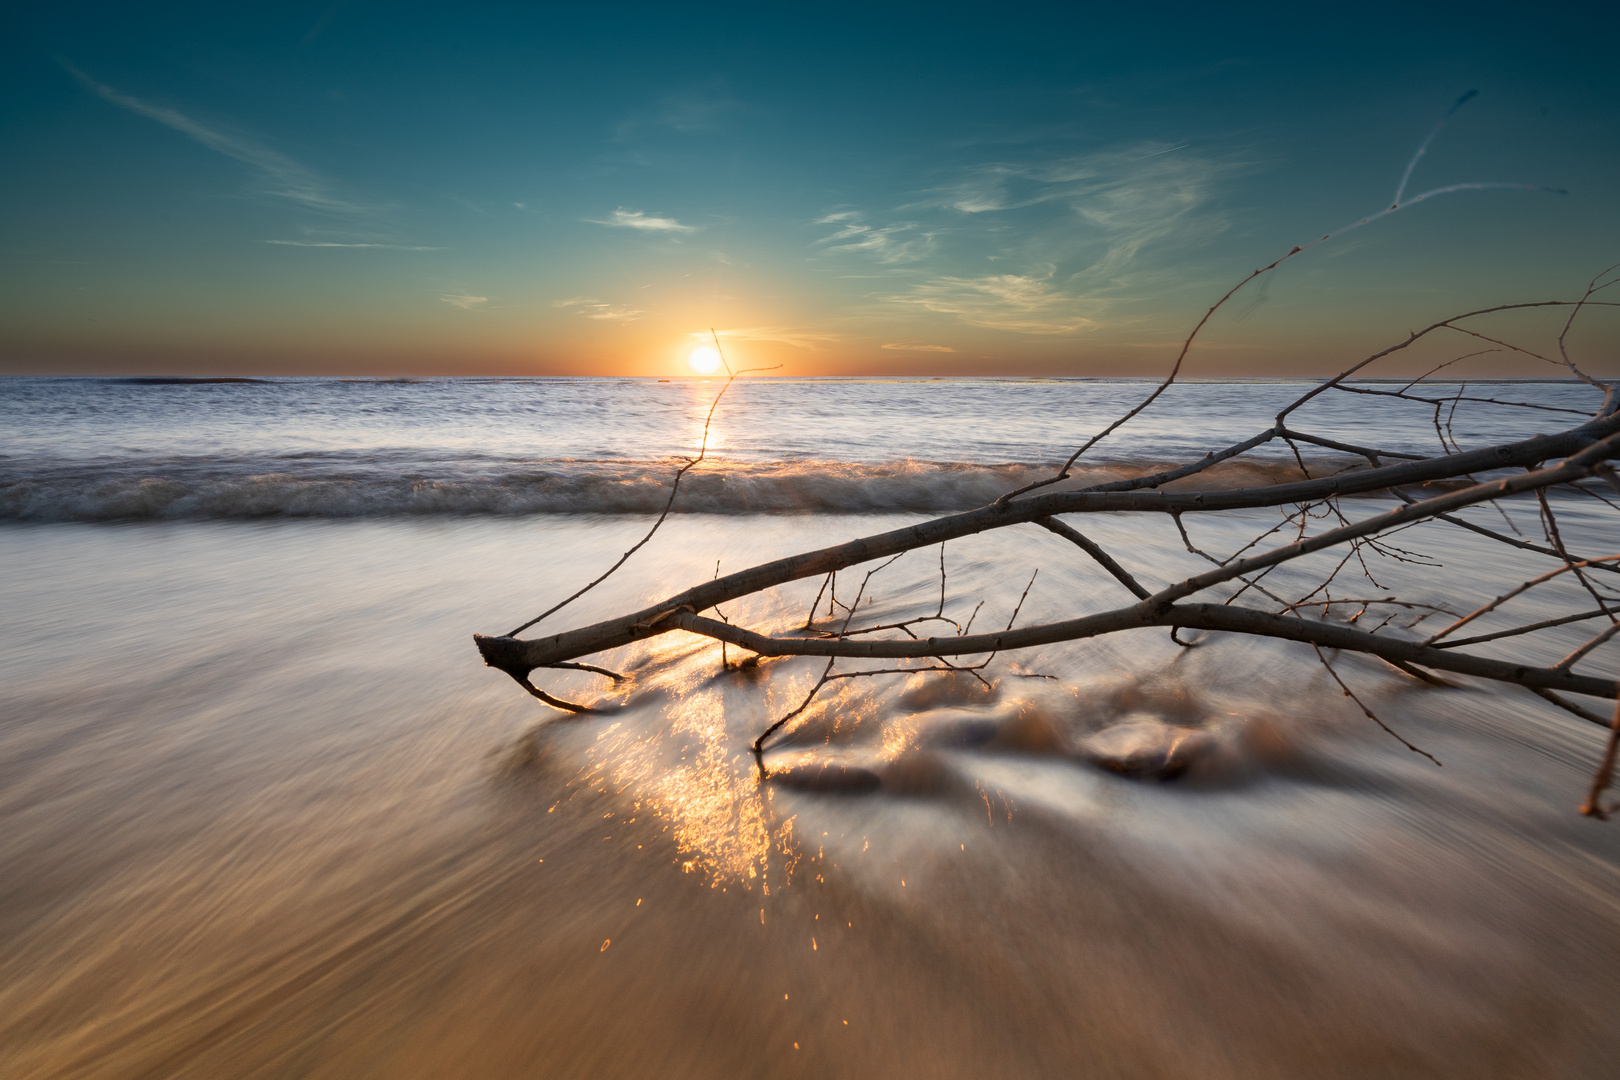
[2,2,1617,377]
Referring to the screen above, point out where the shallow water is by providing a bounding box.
[5,376,1620,1077]
[4,500,1619,1079]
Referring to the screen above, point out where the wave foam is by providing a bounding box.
[0,456,1369,521]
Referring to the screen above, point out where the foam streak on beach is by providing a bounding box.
[3,377,1619,1078]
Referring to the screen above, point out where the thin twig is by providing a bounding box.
[1579,697,1620,819]
[506,339,778,637]
[1312,644,1441,766]
[1424,554,1620,645]
[1000,90,1565,505]
[1434,608,1613,650]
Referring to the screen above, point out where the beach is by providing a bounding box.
[4,377,1620,1078]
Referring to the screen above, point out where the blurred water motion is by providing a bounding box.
[3,510,1619,1079]
[3,377,1607,522]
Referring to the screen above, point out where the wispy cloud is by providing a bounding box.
[441,294,488,309]
[1135,143,1190,159]
[587,208,698,234]
[557,297,643,322]
[883,267,1097,335]
[880,343,956,352]
[266,240,441,249]
[61,60,367,213]
[813,211,935,264]
[824,142,1239,334]
[697,327,841,349]
[926,142,1230,277]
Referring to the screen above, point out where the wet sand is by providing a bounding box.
[4,515,1620,1079]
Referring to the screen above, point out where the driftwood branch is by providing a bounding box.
[477,415,1620,675]
[475,335,1620,810]
[476,95,1620,813]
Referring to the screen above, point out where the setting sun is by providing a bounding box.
[687,345,722,375]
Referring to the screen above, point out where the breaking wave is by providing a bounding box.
[0,454,1383,522]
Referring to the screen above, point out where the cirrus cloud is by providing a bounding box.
[700,326,841,349]
[587,208,699,234]
[883,267,1098,335]
[557,297,643,322]
[268,240,441,249]
[821,141,1240,335]
[813,211,936,264]
[61,59,372,214]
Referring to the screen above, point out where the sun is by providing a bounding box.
[687,345,723,375]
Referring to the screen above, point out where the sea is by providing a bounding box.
[3,375,1618,1079]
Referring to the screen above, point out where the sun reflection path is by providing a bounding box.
[683,382,731,459]
[584,638,797,891]
[658,690,777,886]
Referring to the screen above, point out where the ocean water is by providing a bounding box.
[3,376,1619,1079]
[0,376,1604,520]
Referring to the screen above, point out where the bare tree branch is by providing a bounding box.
[475,97,1620,813]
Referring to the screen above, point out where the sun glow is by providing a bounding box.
[687,345,723,375]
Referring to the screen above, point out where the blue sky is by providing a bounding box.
[2,2,1616,375]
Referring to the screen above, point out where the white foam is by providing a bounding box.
[0,452,1522,521]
